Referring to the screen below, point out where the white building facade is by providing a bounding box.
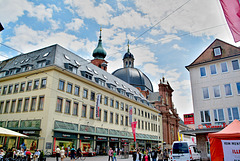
[185,39,240,160]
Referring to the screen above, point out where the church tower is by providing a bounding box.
[91,28,108,71]
[123,40,135,68]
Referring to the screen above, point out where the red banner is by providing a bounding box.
[184,113,194,124]
[131,121,137,142]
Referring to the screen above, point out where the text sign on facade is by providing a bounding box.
[184,113,194,124]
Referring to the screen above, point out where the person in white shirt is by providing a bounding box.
[33,149,40,161]
[56,146,60,161]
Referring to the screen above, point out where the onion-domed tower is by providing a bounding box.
[112,42,153,96]
[91,28,108,71]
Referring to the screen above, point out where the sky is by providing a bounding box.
[0,0,240,119]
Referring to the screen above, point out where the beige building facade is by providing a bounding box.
[0,44,162,154]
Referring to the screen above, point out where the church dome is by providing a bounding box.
[123,51,134,59]
[112,67,153,92]
[92,28,107,59]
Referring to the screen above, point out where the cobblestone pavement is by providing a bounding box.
[46,155,133,161]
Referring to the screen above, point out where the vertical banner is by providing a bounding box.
[220,0,240,42]
[221,140,240,160]
[129,106,133,125]
[95,94,101,119]
[53,137,56,152]
[131,121,137,142]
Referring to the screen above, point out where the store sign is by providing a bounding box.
[23,131,36,134]
[184,113,194,124]
[121,139,128,142]
[84,136,91,139]
[62,134,71,137]
[110,138,118,141]
[198,123,228,129]
[97,136,107,141]
[222,140,240,160]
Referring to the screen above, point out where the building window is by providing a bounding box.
[125,104,128,112]
[210,64,217,75]
[2,86,7,95]
[26,81,32,91]
[30,97,37,111]
[82,104,87,117]
[121,102,124,110]
[58,80,65,91]
[224,84,232,96]
[83,89,88,98]
[115,113,119,124]
[120,115,124,125]
[89,106,94,119]
[72,102,78,116]
[232,60,240,70]
[33,80,39,90]
[236,82,240,95]
[10,100,16,113]
[41,78,47,88]
[8,85,13,94]
[134,107,136,114]
[110,99,114,107]
[138,109,140,116]
[66,83,73,93]
[213,47,222,56]
[90,91,95,101]
[202,87,210,99]
[23,98,30,112]
[125,116,128,126]
[110,112,113,123]
[14,84,19,93]
[138,120,140,129]
[214,109,225,124]
[200,67,206,77]
[213,85,221,98]
[0,101,4,114]
[99,109,102,120]
[200,110,211,123]
[104,96,108,105]
[115,101,119,109]
[145,122,147,130]
[4,101,10,113]
[148,122,150,130]
[16,99,22,112]
[104,110,108,122]
[228,107,239,122]
[65,100,71,114]
[141,110,144,117]
[56,97,63,112]
[74,86,80,96]
[145,112,147,118]
[142,120,144,129]
[38,96,44,110]
[221,62,228,73]
[20,82,25,92]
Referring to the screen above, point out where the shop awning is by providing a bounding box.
[0,127,28,137]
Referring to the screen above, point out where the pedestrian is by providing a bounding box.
[113,150,117,161]
[142,149,150,161]
[60,147,65,161]
[33,149,40,161]
[70,146,76,161]
[56,146,60,161]
[132,149,137,161]
[108,147,113,161]
[76,147,82,159]
[25,149,31,161]
[67,145,70,158]
[163,149,169,161]
[151,148,157,161]
[157,150,163,161]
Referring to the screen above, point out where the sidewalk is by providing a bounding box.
[46,155,133,161]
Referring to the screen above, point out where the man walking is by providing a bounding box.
[151,148,157,161]
[56,146,60,161]
[108,147,113,161]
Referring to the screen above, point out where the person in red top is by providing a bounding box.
[142,149,150,161]
[25,149,31,161]
[108,147,113,161]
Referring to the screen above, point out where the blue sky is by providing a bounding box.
[1,0,239,119]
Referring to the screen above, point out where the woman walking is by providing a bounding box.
[60,147,65,161]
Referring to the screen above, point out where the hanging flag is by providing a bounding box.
[95,94,101,118]
[129,106,133,124]
[220,0,240,42]
[131,121,137,142]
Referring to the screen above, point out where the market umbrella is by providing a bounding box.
[0,127,28,137]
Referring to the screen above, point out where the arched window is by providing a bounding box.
[129,61,131,67]
[126,61,128,67]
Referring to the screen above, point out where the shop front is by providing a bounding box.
[96,136,108,155]
[53,131,78,153]
[109,137,119,153]
[80,135,94,153]
[19,130,40,151]
[137,140,146,149]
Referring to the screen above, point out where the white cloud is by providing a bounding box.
[64,0,114,25]
[65,18,84,31]
[173,44,187,51]
[160,35,181,44]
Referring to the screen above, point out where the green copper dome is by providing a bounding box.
[92,29,107,59]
